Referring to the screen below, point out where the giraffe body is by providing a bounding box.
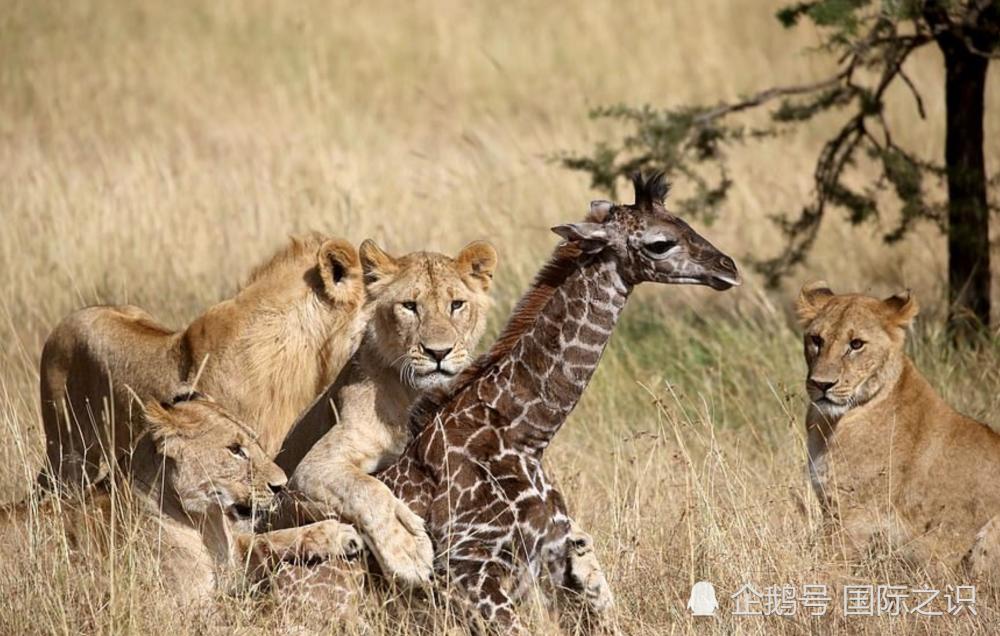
[380,255,627,629]
[379,173,741,632]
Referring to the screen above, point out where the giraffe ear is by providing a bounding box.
[552,223,609,254]
[587,200,614,223]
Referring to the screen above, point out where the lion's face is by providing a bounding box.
[145,396,287,527]
[359,240,498,391]
[796,282,919,417]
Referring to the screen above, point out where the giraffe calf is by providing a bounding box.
[377,172,738,633]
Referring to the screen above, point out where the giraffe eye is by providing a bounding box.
[642,239,677,258]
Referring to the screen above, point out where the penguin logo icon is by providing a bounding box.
[687,581,718,616]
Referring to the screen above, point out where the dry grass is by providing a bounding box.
[1,0,999,633]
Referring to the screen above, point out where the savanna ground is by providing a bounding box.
[1,1,999,634]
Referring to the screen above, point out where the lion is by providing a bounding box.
[275,239,612,602]
[38,233,367,488]
[3,393,364,610]
[796,281,1000,571]
[272,239,499,586]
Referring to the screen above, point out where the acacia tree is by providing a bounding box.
[563,0,999,337]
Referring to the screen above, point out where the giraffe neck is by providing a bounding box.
[497,252,631,450]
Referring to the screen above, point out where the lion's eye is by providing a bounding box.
[849,338,865,351]
[451,300,466,313]
[228,444,248,459]
[809,335,823,349]
[401,301,418,313]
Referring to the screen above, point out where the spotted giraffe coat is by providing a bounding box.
[378,242,627,631]
[378,171,739,632]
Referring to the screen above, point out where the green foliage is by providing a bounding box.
[772,87,852,121]
[559,103,761,223]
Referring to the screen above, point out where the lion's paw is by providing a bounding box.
[362,500,434,586]
[300,519,365,563]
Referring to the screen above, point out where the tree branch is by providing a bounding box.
[692,73,848,125]
[897,66,927,119]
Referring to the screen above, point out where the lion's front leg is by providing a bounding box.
[234,518,364,582]
[282,423,434,586]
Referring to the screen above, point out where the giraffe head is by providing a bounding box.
[552,172,741,290]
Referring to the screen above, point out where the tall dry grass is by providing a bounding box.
[1,0,999,633]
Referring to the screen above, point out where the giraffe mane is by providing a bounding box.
[409,241,585,434]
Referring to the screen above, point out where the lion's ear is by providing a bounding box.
[455,240,498,292]
[317,238,362,303]
[359,239,399,287]
[142,400,182,458]
[883,290,919,328]
[795,281,834,326]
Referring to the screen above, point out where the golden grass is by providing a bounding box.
[1,0,999,633]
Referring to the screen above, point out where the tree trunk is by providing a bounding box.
[936,33,992,337]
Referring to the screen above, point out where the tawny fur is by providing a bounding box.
[274,239,498,585]
[3,397,363,610]
[38,233,367,487]
[797,283,1000,573]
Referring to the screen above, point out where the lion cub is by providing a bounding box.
[3,394,363,609]
[797,282,1000,571]
[274,239,499,585]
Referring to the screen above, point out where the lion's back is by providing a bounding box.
[38,305,186,486]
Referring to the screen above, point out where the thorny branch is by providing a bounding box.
[561,1,997,286]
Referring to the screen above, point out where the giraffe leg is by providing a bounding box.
[269,557,368,626]
[451,560,526,635]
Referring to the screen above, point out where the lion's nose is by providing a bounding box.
[808,378,837,394]
[421,344,453,363]
[268,476,288,494]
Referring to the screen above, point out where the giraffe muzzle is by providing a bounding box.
[705,254,742,290]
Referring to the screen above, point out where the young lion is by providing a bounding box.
[796,282,1000,570]
[276,239,612,601]
[274,239,499,585]
[38,234,366,489]
[3,394,363,609]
